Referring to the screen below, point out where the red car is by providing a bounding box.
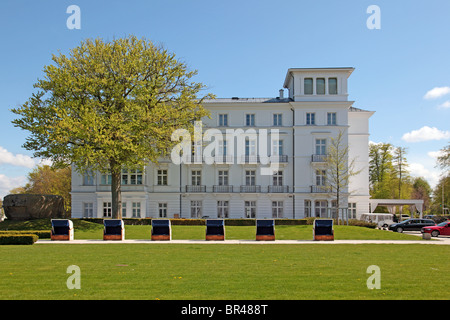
[421,220,450,237]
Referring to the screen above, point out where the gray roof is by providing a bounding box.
[203,97,292,104]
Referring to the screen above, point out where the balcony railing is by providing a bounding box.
[311,154,328,162]
[213,185,234,193]
[270,155,288,163]
[240,185,261,193]
[240,155,259,163]
[268,185,289,193]
[186,185,206,192]
[310,185,331,193]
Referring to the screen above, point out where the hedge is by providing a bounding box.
[0,230,51,239]
[0,234,38,245]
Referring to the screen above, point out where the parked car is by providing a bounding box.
[421,220,450,237]
[388,219,436,233]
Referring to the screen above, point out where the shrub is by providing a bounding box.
[0,234,38,245]
[0,230,51,238]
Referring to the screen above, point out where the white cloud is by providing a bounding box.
[408,163,441,188]
[0,174,27,199]
[0,146,36,168]
[424,86,450,99]
[401,126,450,143]
[428,150,445,159]
[438,101,450,109]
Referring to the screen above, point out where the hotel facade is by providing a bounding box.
[71,67,374,220]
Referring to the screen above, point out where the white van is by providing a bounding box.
[359,213,394,229]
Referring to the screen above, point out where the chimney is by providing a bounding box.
[279,89,284,99]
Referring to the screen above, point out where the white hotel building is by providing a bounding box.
[71,67,374,220]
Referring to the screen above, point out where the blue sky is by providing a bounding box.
[0,0,449,197]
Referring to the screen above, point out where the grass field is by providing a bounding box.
[0,218,426,241]
[1,219,448,300]
[0,243,449,300]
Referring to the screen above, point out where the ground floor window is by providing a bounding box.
[191,200,202,218]
[83,202,93,218]
[304,200,311,217]
[272,201,283,218]
[244,201,256,218]
[103,202,112,217]
[217,200,229,218]
[122,202,127,218]
[159,203,168,218]
[348,202,357,219]
[132,202,141,218]
[315,200,327,218]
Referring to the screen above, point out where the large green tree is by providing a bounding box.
[11,36,213,219]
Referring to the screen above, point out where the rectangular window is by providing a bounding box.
[132,202,141,218]
[191,170,202,186]
[217,200,229,218]
[244,201,256,218]
[190,200,202,218]
[273,171,283,186]
[159,203,168,218]
[101,174,112,185]
[122,202,127,218]
[306,113,315,125]
[327,112,337,125]
[218,140,227,156]
[272,201,283,218]
[219,114,228,126]
[273,113,283,126]
[304,78,313,95]
[316,78,325,95]
[218,170,229,186]
[245,139,257,156]
[316,170,326,186]
[315,139,326,155]
[245,114,255,126]
[328,78,337,95]
[304,200,311,218]
[103,202,112,217]
[83,202,93,218]
[83,170,94,186]
[157,169,168,186]
[245,170,256,186]
[315,200,328,218]
[348,202,357,219]
[272,140,283,156]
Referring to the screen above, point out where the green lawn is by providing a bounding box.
[0,244,449,300]
[0,218,425,240]
[72,224,424,241]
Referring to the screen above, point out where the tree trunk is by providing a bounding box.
[110,160,122,219]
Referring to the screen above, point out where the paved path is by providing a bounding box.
[37,237,450,245]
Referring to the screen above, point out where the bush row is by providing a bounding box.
[0,234,38,245]
[0,230,51,238]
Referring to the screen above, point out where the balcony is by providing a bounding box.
[268,185,289,193]
[213,185,234,193]
[240,155,259,164]
[270,155,288,163]
[213,155,234,164]
[240,185,261,193]
[311,154,328,163]
[310,185,331,193]
[186,185,206,192]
